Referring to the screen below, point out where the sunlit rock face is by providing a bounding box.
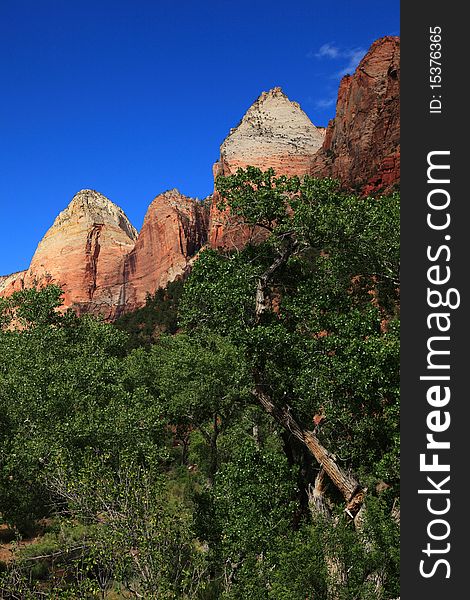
[0,189,209,319]
[0,271,27,296]
[1,38,401,318]
[120,189,208,313]
[311,36,400,195]
[209,87,326,249]
[1,190,137,319]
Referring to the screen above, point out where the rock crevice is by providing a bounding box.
[85,224,104,300]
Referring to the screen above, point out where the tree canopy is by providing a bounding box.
[0,170,400,599]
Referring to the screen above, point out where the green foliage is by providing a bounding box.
[0,288,166,532]
[115,279,183,348]
[180,168,400,597]
[0,284,66,329]
[179,247,261,339]
[181,169,400,488]
[0,288,212,596]
[195,437,299,599]
[0,167,400,598]
[216,166,301,230]
[45,461,208,599]
[147,332,250,425]
[266,524,328,599]
[212,440,297,556]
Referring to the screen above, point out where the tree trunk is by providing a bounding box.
[254,239,296,321]
[252,237,365,516]
[307,468,331,519]
[252,374,364,516]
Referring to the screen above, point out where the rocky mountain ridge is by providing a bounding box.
[1,190,138,319]
[1,36,400,318]
[219,86,326,176]
[311,36,400,194]
[209,86,326,249]
[119,189,209,315]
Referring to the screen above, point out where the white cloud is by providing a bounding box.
[315,96,337,109]
[308,42,367,78]
[313,43,340,59]
[335,48,366,77]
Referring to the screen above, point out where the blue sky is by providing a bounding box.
[0,0,399,275]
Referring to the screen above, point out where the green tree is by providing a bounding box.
[178,168,400,598]
[145,332,251,481]
[0,287,208,596]
[115,279,184,349]
[0,167,400,598]
[0,287,165,532]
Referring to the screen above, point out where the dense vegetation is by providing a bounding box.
[0,170,400,599]
[114,279,184,349]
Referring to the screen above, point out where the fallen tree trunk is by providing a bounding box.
[252,237,365,516]
[252,373,365,516]
[307,467,331,519]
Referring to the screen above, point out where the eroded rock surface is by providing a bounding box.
[1,38,401,318]
[210,87,325,248]
[2,190,137,319]
[121,189,208,313]
[311,36,400,194]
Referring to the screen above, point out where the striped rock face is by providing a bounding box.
[1,38,401,320]
[1,189,209,319]
[219,87,325,176]
[311,36,400,195]
[2,190,137,319]
[120,189,208,314]
[209,87,325,249]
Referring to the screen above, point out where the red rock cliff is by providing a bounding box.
[1,38,400,318]
[120,189,208,313]
[1,189,208,318]
[0,271,27,297]
[1,190,137,319]
[311,36,400,194]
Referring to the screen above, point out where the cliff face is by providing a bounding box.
[218,87,325,176]
[209,87,325,249]
[1,37,400,319]
[0,271,27,296]
[1,189,208,317]
[1,190,137,319]
[311,36,400,194]
[121,190,208,313]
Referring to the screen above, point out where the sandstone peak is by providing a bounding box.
[150,188,187,204]
[356,36,400,78]
[158,188,182,197]
[53,189,138,241]
[121,189,208,313]
[148,188,203,213]
[1,37,400,318]
[210,87,326,248]
[251,86,302,112]
[221,87,324,169]
[4,189,139,319]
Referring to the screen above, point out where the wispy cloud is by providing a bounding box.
[335,48,366,77]
[314,96,337,109]
[308,42,367,78]
[311,43,340,59]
